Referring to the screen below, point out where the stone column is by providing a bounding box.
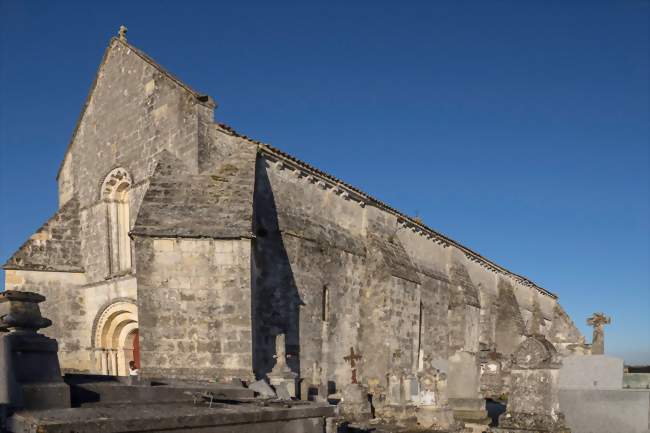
[490,335,570,433]
[0,290,70,410]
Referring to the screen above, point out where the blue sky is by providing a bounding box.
[0,0,648,363]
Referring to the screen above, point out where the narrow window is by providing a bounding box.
[322,286,330,322]
[417,301,423,368]
[102,168,132,274]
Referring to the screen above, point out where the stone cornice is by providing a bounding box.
[216,123,558,300]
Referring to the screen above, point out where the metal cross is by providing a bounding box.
[343,347,362,384]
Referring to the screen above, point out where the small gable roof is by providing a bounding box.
[131,148,257,239]
[3,198,84,272]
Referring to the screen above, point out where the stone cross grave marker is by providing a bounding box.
[343,347,362,384]
[587,312,611,355]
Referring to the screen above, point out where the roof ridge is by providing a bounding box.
[214,122,558,300]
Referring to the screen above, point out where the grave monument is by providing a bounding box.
[491,334,570,433]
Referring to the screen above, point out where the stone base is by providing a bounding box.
[416,405,456,430]
[22,383,70,410]
[449,397,490,428]
[491,411,570,433]
[268,367,298,398]
[1,331,71,410]
[491,428,571,433]
[338,383,372,423]
[8,401,335,433]
[559,388,649,433]
[376,403,418,427]
[268,375,297,398]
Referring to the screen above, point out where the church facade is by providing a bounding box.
[4,35,586,401]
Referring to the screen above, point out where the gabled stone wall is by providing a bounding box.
[4,36,586,391]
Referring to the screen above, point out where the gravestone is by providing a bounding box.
[490,335,570,433]
[338,347,372,423]
[0,291,70,410]
[387,370,405,405]
[267,334,298,398]
[415,361,456,430]
[448,351,489,428]
[586,313,610,355]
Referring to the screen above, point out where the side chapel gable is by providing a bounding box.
[3,197,83,272]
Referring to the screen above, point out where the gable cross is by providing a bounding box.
[118,25,128,42]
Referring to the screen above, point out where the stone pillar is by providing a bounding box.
[0,290,70,410]
[490,335,570,433]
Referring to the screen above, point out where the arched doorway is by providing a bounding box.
[93,300,139,376]
[123,329,140,370]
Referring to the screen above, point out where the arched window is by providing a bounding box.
[101,168,132,273]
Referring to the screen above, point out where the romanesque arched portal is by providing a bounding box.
[92,299,139,376]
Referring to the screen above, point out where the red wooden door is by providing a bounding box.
[132,330,140,369]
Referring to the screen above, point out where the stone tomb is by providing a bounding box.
[559,355,623,390]
[559,354,649,433]
[491,335,570,433]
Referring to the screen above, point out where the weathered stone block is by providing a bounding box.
[559,355,623,390]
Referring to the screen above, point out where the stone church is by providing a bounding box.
[3,33,586,411]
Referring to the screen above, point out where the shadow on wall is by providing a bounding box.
[251,161,304,379]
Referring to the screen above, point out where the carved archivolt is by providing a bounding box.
[101,167,132,201]
[93,299,138,349]
[92,299,139,376]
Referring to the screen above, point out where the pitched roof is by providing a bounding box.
[3,198,84,272]
[216,123,558,299]
[131,148,257,239]
[53,36,558,299]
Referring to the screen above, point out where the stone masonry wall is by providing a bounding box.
[135,237,254,381]
[3,269,88,370]
[4,270,138,374]
[254,148,582,399]
[58,38,215,286]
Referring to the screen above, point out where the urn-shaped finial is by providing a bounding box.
[0,290,52,332]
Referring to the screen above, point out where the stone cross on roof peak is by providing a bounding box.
[118,25,128,42]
